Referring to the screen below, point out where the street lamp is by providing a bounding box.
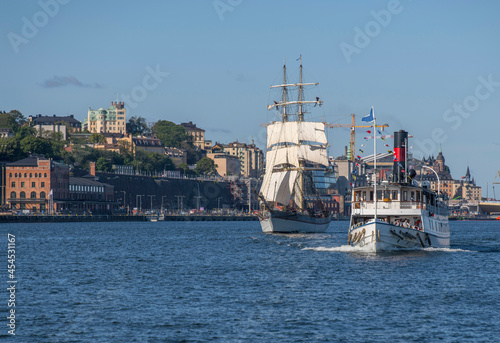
[217,197,222,212]
[161,195,167,213]
[422,166,440,196]
[120,190,126,208]
[147,195,155,211]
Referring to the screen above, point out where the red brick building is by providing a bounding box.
[6,156,69,213]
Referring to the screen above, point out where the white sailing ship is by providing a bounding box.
[348,128,450,251]
[257,58,332,233]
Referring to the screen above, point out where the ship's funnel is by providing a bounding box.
[393,130,408,183]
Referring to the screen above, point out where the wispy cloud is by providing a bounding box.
[41,76,103,88]
[208,127,231,134]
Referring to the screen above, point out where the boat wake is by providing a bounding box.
[303,245,374,253]
[303,246,472,253]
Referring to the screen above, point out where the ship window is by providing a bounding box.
[416,192,421,202]
[403,191,408,201]
[384,190,390,199]
[362,191,366,201]
[392,190,398,200]
[411,191,415,201]
[377,190,382,200]
[370,191,374,201]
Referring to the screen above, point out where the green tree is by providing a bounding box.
[151,120,190,148]
[0,110,26,133]
[0,137,24,161]
[194,157,217,175]
[89,133,106,144]
[96,157,112,172]
[127,116,149,136]
[19,136,52,156]
[14,126,36,140]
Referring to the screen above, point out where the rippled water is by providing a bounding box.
[1,220,499,342]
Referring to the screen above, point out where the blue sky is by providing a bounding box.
[1,0,499,194]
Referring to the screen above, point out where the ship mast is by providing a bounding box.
[282,58,288,122]
[298,55,304,122]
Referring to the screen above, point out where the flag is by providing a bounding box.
[353,175,357,180]
[398,162,403,168]
[381,137,385,141]
[388,150,393,153]
[359,149,364,153]
[366,130,371,134]
[48,189,53,197]
[356,163,359,166]
[357,155,361,159]
[361,144,365,147]
[364,137,368,140]
[385,144,389,147]
[362,107,374,122]
[353,170,358,174]
[461,176,465,179]
[377,130,382,135]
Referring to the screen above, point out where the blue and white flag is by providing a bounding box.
[362,107,374,122]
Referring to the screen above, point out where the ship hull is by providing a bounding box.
[348,220,450,252]
[259,211,331,233]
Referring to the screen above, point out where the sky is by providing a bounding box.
[1,0,499,194]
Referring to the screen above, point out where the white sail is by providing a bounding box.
[298,122,327,144]
[299,144,328,166]
[261,170,298,203]
[267,122,299,147]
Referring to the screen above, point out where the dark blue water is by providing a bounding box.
[1,220,499,342]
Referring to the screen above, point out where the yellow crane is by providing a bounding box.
[326,114,389,162]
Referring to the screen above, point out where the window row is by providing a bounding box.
[9,172,47,178]
[10,191,47,199]
[70,185,104,193]
[11,182,45,188]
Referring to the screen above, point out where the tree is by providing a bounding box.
[0,137,24,161]
[89,133,106,144]
[152,120,190,148]
[0,110,26,133]
[194,157,217,175]
[14,126,36,140]
[127,116,149,136]
[96,157,112,172]
[19,136,52,156]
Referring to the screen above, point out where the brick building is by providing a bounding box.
[6,156,69,213]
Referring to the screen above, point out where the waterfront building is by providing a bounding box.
[165,147,187,167]
[68,175,115,214]
[223,140,264,178]
[29,114,82,134]
[5,156,69,213]
[86,101,126,134]
[206,152,241,177]
[93,133,164,156]
[180,121,211,150]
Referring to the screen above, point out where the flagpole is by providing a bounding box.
[373,107,377,221]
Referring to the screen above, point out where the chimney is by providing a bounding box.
[392,130,408,183]
[90,161,96,176]
[344,146,347,156]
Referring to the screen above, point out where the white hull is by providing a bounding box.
[259,212,331,233]
[348,220,450,252]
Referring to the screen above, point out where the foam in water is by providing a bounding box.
[303,245,374,253]
[303,246,472,253]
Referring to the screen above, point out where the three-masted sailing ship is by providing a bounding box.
[257,58,332,233]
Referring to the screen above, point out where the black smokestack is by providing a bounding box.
[393,130,408,183]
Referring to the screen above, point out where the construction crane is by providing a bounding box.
[493,170,500,200]
[326,114,389,162]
